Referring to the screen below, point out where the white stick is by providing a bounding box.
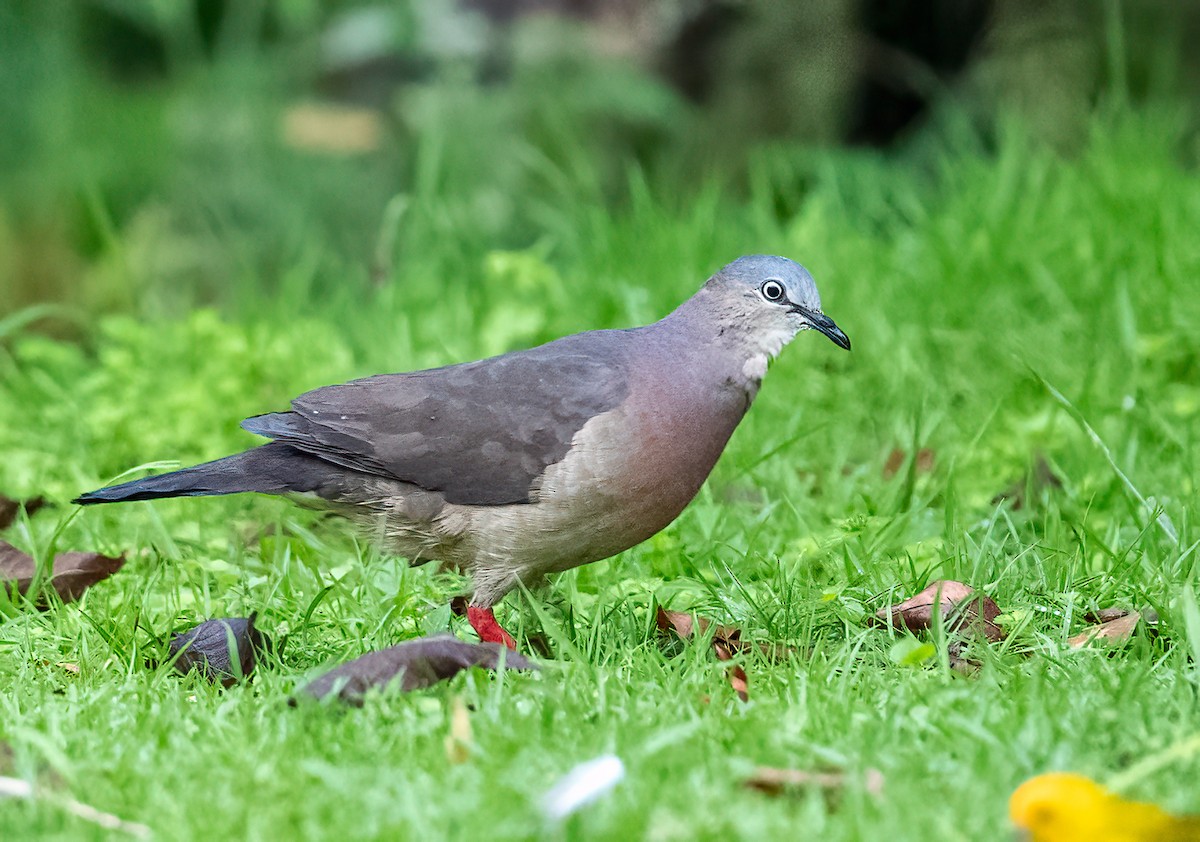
[0,776,151,838]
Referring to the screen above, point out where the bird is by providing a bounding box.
[1009,772,1200,842]
[75,255,850,649]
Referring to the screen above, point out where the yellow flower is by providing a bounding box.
[1009,773,1200,842]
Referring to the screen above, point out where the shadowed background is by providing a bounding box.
[3,0,1198,318]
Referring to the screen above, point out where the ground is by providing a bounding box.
[1,109,1199,840]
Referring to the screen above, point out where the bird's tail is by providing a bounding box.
[74,443,330,505]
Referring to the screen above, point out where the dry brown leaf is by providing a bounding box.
[0,495,47,529]
[874,580,1005,642]
[655,607,792,660]
[657,607,755,701]
[657,607,800,701]
[746,766,885,797]
[993,454,1063,510]
[712,640,750,702]
[883,448,935,479]
[294,635,538,706]
[1084,608,1133,624]
[1090,608,1158,636]
[1068,610,1141,648]
[0,541,125,607]
[657,607,741,648]
[656,607,700,639]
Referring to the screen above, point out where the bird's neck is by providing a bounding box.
[661,290,794,380]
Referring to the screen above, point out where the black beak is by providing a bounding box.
[794,306,851,350]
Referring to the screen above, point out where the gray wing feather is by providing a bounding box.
[241,336,631,505]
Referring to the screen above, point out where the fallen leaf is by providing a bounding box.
[1087,608,1125,623]
[657,607,761,701]
[746,766,885,797]
[1068,610,1141,648]
[294,635,538,706]
[655,607,791,660]
[0,541,125,607]
[883,448,935,479]
[993,454,1063,509]
[166,615,271,687]
[873,580,1005,642]
[443,696,472,764]
[712,639,750,701]
[1092,607,1159,636]
[0,495,47,529]
[657,607,697,639]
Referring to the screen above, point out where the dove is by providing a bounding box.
[76,255,850,648]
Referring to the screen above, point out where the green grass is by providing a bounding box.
[3,106,1200,840]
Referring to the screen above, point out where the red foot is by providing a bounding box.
[467,605,517,650]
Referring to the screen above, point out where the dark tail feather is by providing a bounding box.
[74,443,331,505]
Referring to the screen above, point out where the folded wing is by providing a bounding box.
[241,340,630,506]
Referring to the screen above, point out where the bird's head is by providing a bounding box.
[1009,773,1113,841]
[701,255,850,358]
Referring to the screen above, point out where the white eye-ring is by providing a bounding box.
[761,280,786,302]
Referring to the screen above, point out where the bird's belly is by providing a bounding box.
[458,488,662,577]
[445,388,742,578]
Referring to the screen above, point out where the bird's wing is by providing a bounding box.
[241,337,631,505]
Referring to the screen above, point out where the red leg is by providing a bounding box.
[467,605,517,650]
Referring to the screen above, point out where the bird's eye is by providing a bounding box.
[761,280,786,302]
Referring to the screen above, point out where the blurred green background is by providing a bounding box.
[2,0,1198,322]
[4,5,1200,839]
